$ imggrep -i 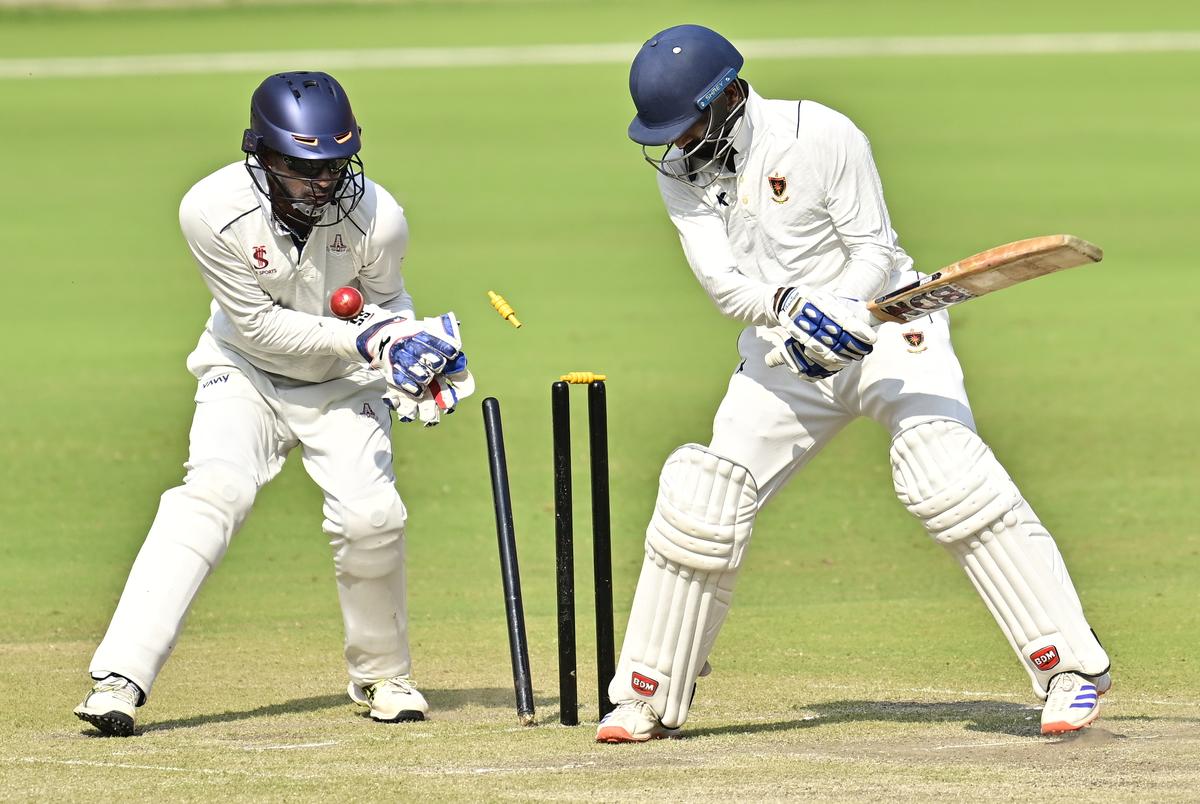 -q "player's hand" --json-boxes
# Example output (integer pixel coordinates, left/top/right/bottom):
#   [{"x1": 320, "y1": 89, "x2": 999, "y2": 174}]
[
  {"x1": 757, "y1": 326, "x2": 835, "y2": 380},
  {"x1": 356, "y1": 312, "x2": 466, "y2": 397},
  {"x1": 770, "y1": 286, "x2": 875, "y2": 378},
  {"x1": 381, "y1": 355, "x2": 475, "y2": 427}
]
